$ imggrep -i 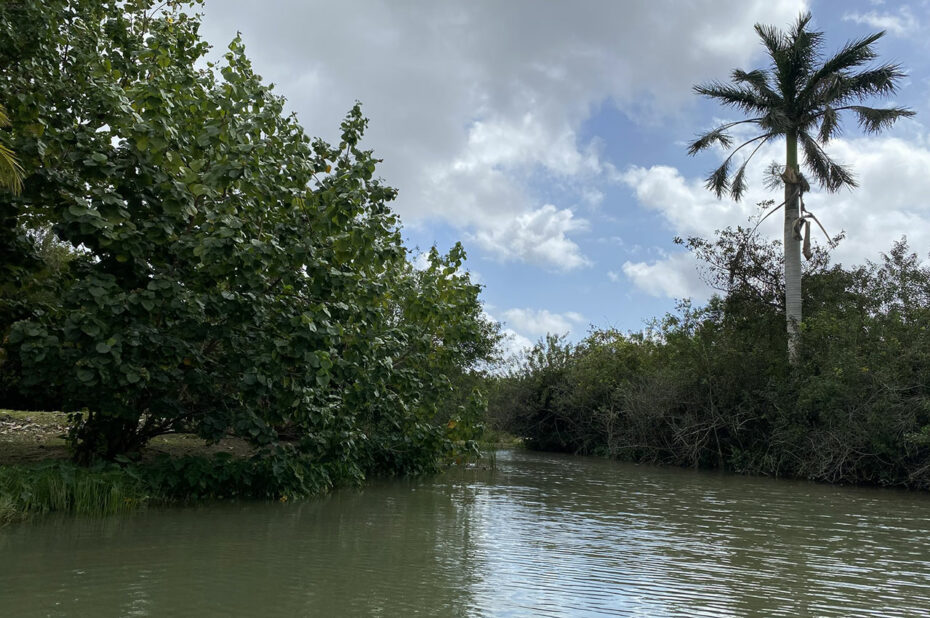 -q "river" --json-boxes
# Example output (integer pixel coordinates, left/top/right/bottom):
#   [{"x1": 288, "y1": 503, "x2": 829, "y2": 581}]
[{"x1": 2, "y1": 449, "x2": 929, "y2": 616}]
